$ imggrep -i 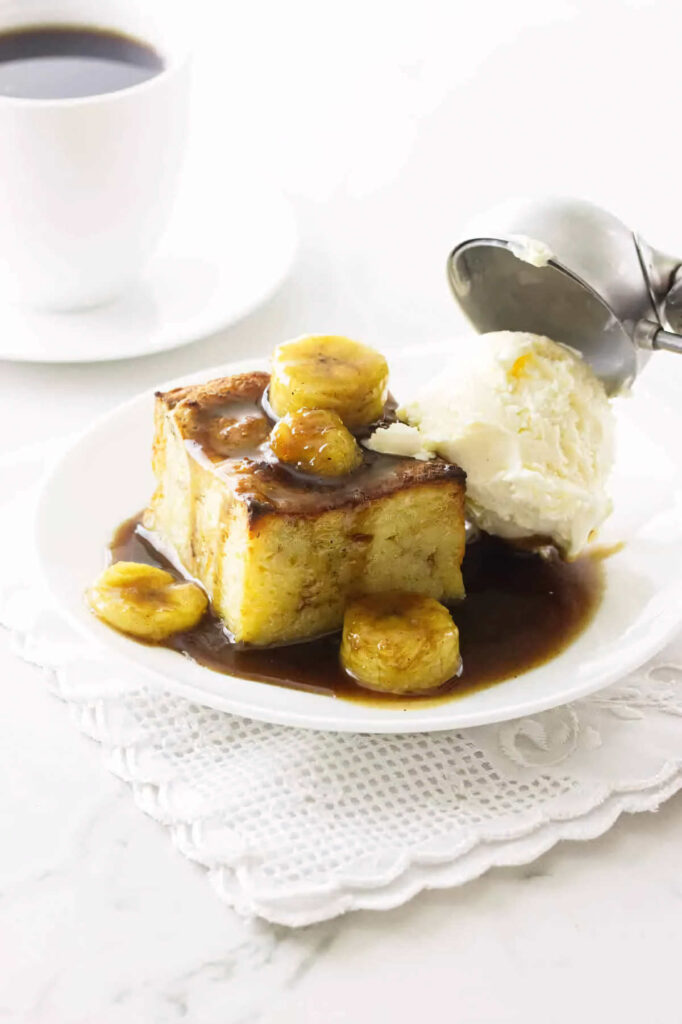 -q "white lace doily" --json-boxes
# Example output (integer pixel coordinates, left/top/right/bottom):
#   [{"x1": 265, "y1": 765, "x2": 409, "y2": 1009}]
[{"x1": 3, "y1": 441, "x2": 682, "y2": 926}]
